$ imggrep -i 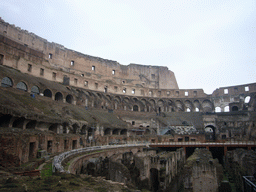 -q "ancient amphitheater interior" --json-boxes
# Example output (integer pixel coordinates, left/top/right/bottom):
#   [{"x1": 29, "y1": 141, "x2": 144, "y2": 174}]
[{"x1": 0, "y1": 18, "x2": 256, "y2": 192}]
